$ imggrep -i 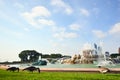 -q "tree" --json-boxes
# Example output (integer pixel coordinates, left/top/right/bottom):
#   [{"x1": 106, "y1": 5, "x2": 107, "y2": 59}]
[
  {"x1": 110, "y1": 53, "x2": 120, "y2": 58},
  {"x1": 19, "y1": 50, "x2": 42, "y2": 62},
  {"x1": 50, "y1": 53, "x2": 62, "y2": 58},
  {"x1": 42, "y1": 54, "x2": 50, "y2": 58},
  {"x1": 42, "y1": 53, "x2": 71, "y2": 58}
]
